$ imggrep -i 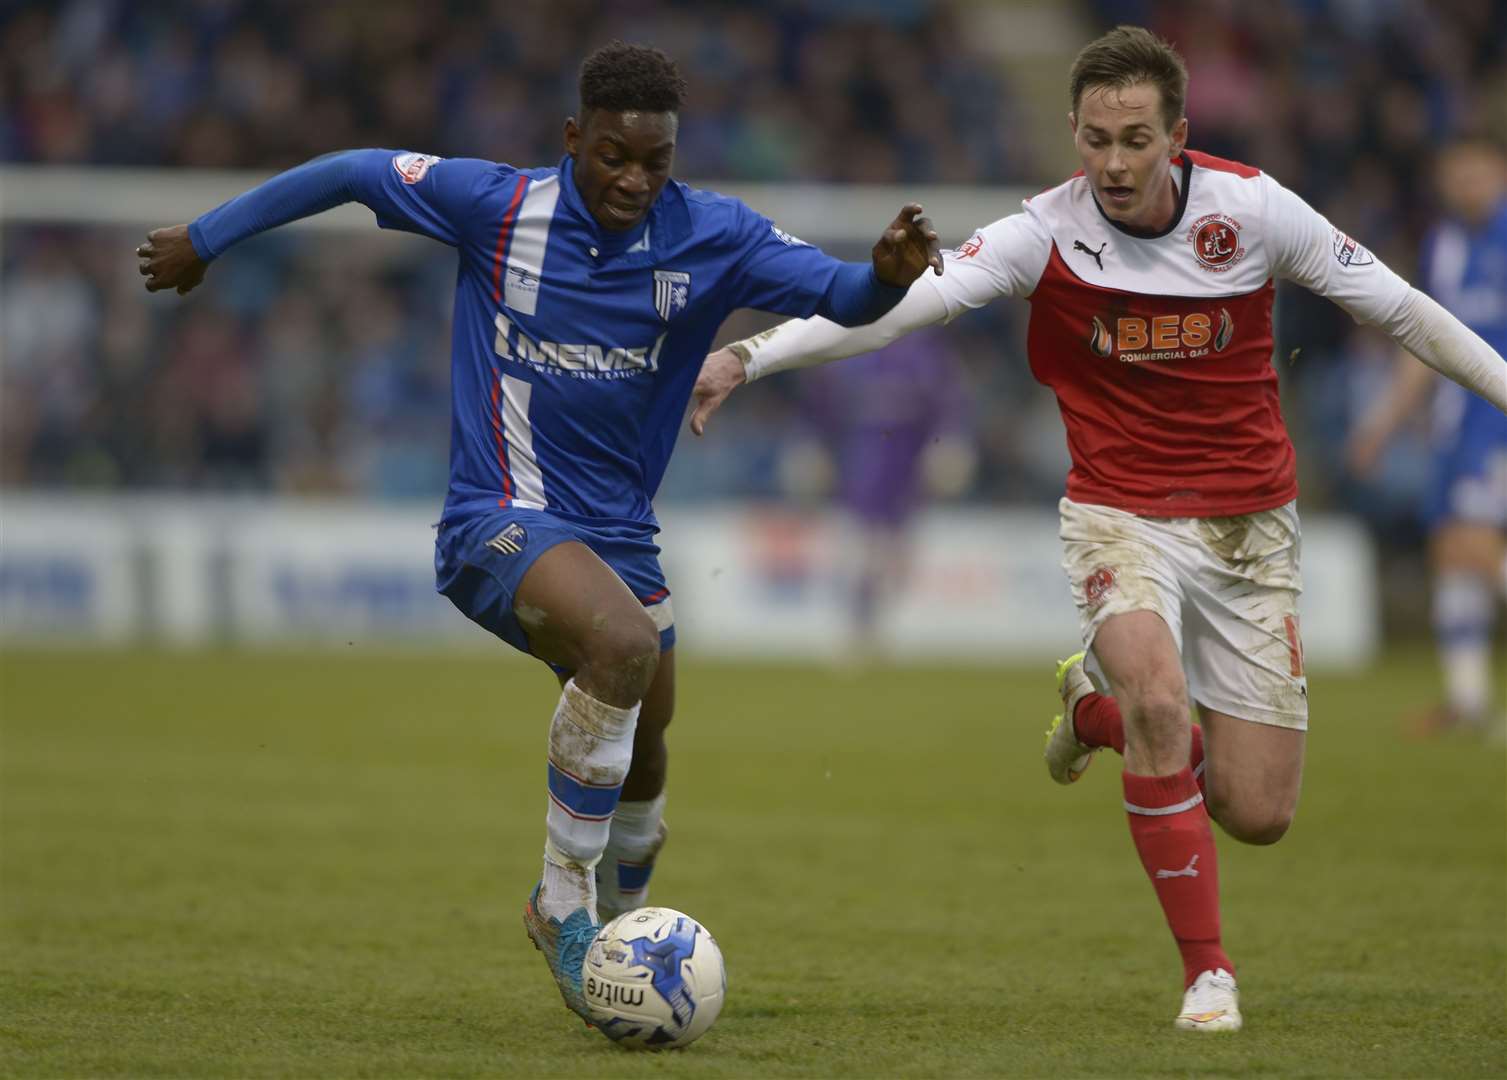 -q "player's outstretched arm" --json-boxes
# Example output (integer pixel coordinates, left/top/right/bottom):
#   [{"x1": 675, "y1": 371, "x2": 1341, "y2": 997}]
[
  {"x1": 1266, "y1": 178, "x2": 1506, "y2": 414},
  {"x1": 691, "y1": 208, "x2": 1046, "y2": 435},
  {"x1": 1388, "y1": 290, "x2": 1507, "y2": 413},
  {"x1": 136, "y1": 150, "x2": 477, "y2": 296},
  {"x1": 690, "y1": 279, "x2": 951, "y2": 436}
]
